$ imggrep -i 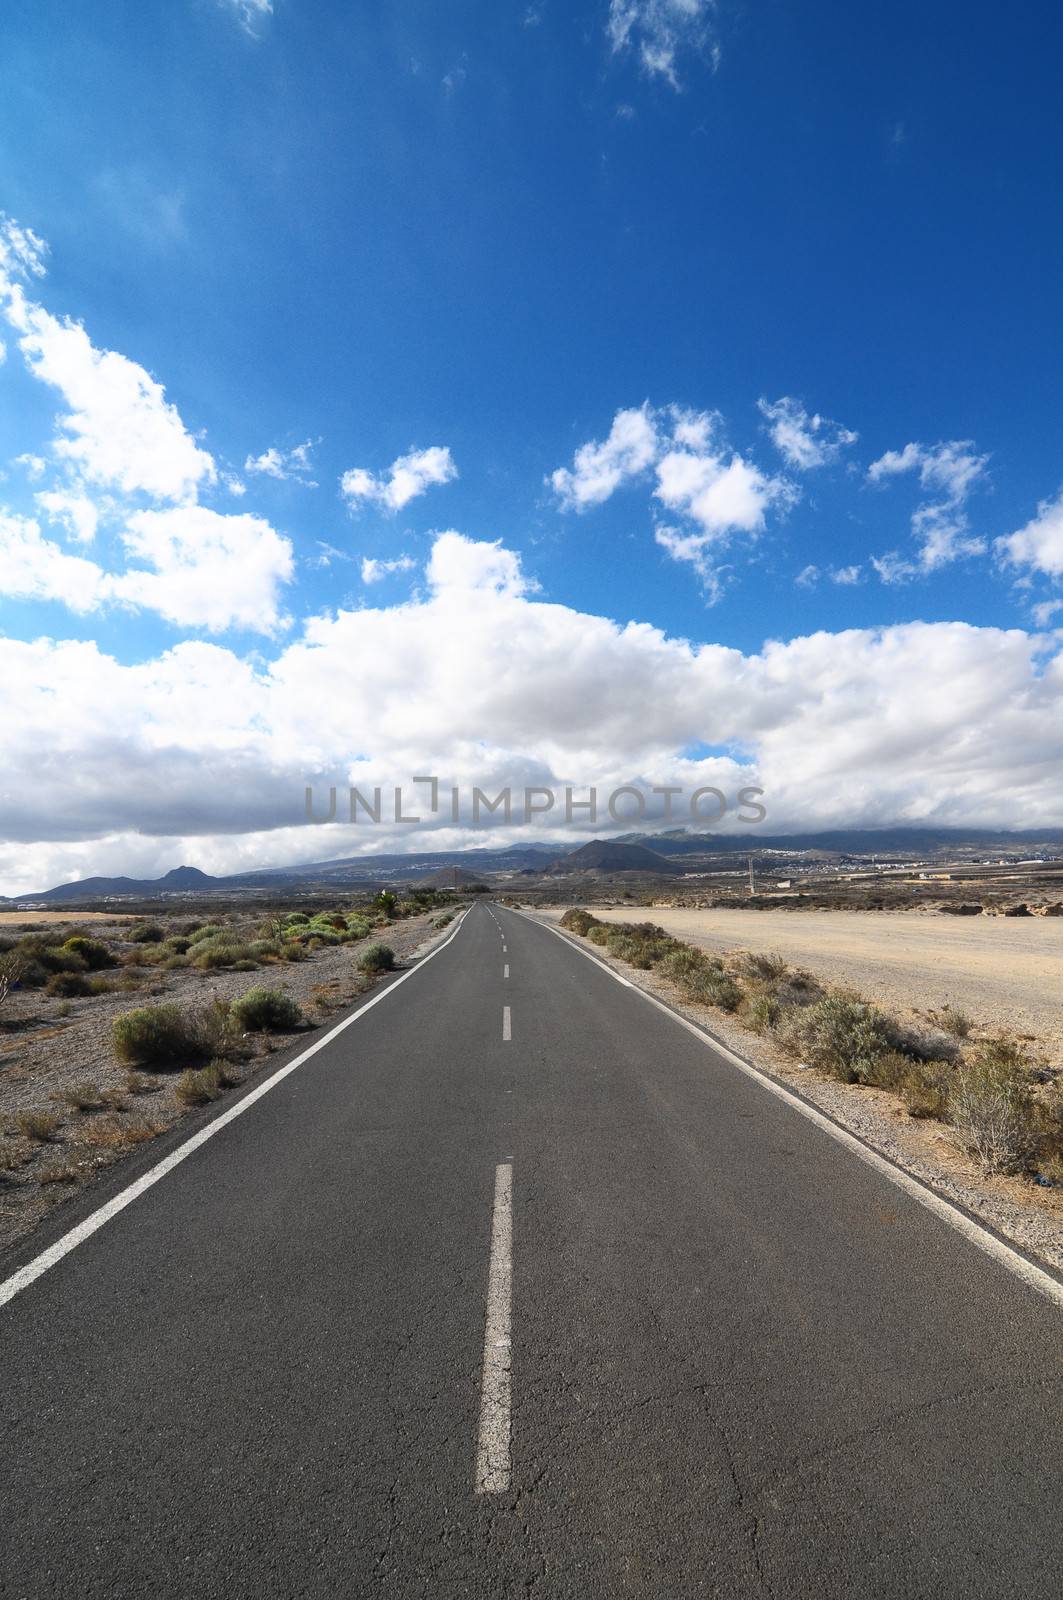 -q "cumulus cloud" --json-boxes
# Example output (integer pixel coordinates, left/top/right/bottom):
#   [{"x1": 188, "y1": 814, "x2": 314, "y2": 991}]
[
  {"x1": 245, "y1": 440, "x2": 317, "y2": 484},
  {"x1": 0, "y1": 214, "x2": 294, "y2": 635},
  {"x1": 758, "y1": 396, "x2": 858, "y2": 470},
  {"x1": 996, "y1": 491, "x2": 1063, "y2": 580},
  {"x1": 361, "y1": 554, "x2": 416, "y2": 584},
  {"x1": 0, "y1": 511, "x2": 108, "y2": 613},
  {"x1": 550, "y1": 404, "x2": 659, "y2": 509},
  {"x1": 868, "y1": 439, "x2": 989, "y2": 572},
  {"x1": 340, "y1": 446, "x2": 457, "y2": 513},
  {"x1": 0, "y1": 216, "x2": 215, "y2": 504},
  {"x1": 3, "y1": 530, "x2": 1062, "y2": 895},
  {"x1": 35, "y1": 488, "x2": 99, "y2": 543},
  {"x1": 113, "y1": 507, "x2": 294, "y2": 634},
  {"x1": 607, "y1": 0, "x2": 719, "y2": 89},
  {"x1": 552, "y1": 402, "x2": 796, "y2": 599}
]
